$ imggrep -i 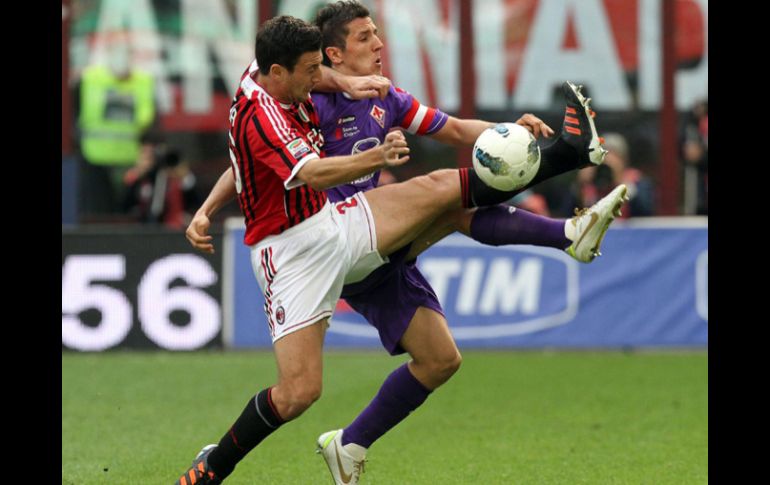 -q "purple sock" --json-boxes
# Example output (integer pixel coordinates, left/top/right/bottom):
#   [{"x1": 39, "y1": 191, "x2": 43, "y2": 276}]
[
  {"x1": 342, "y1": 364, "x2": 431, "y2": 449},
  {"x1": 470, "y1": 204, "x2": 570, "y2": 249}
]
